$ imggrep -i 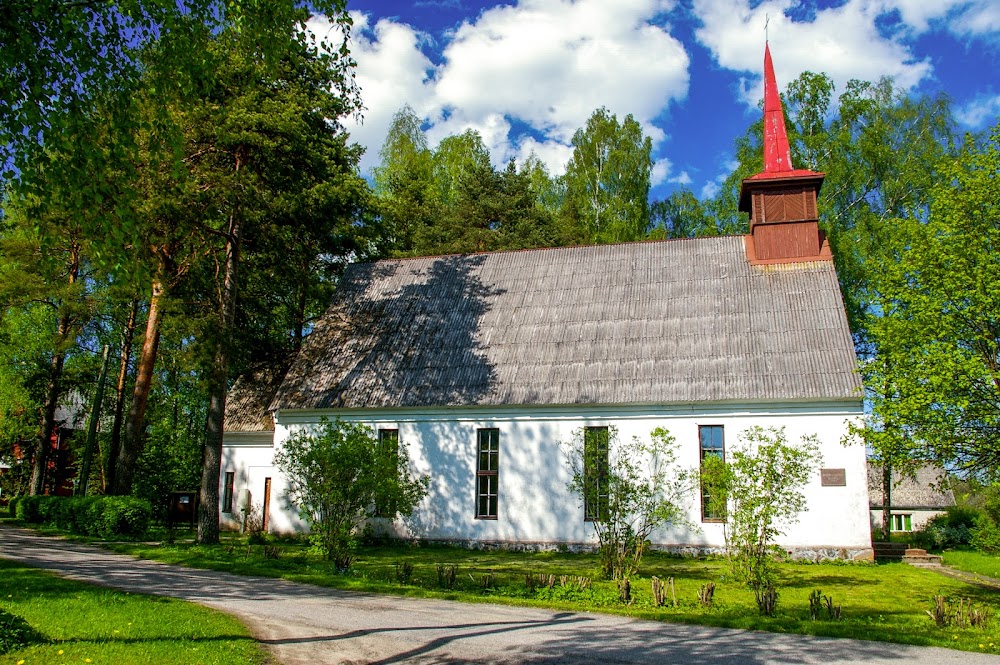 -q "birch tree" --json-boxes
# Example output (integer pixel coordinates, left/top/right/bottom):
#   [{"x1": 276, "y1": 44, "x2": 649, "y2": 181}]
[{"x1": 561, "y1": 108, "x2": 652, "y2": 244}]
